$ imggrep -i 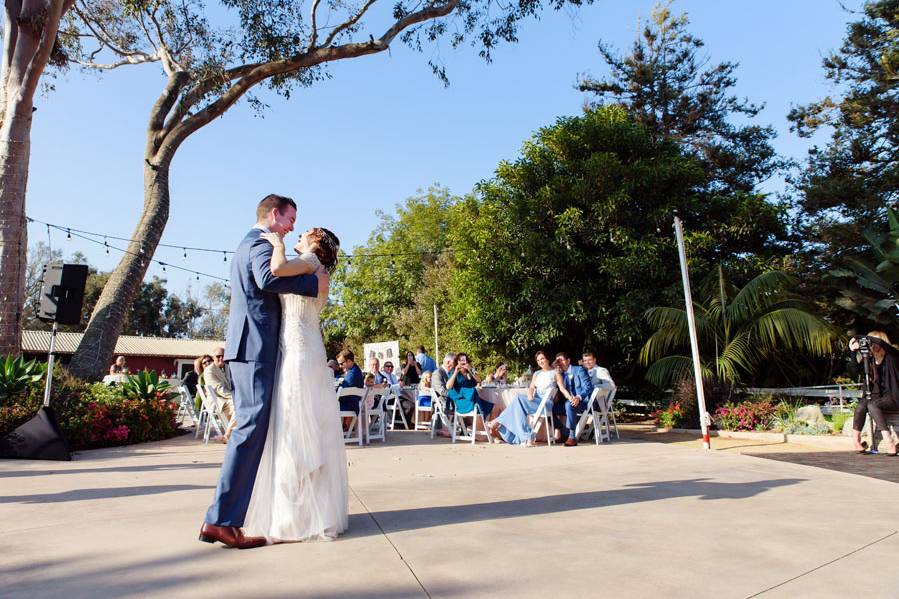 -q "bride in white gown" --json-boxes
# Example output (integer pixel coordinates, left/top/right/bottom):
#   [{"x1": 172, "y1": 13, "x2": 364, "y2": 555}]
[{"x1": 243, "y1": 227, "x2": 348, "y2": 542}]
